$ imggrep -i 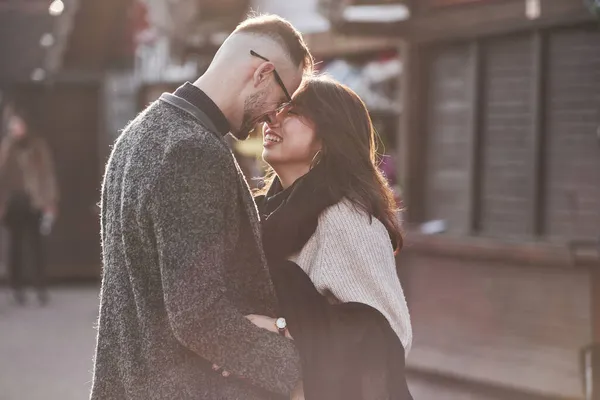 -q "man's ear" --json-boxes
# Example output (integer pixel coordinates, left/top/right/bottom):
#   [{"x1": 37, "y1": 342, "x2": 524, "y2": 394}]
[{"x1": 253, "y1": 63, "x2": 275, "y2": 88}]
